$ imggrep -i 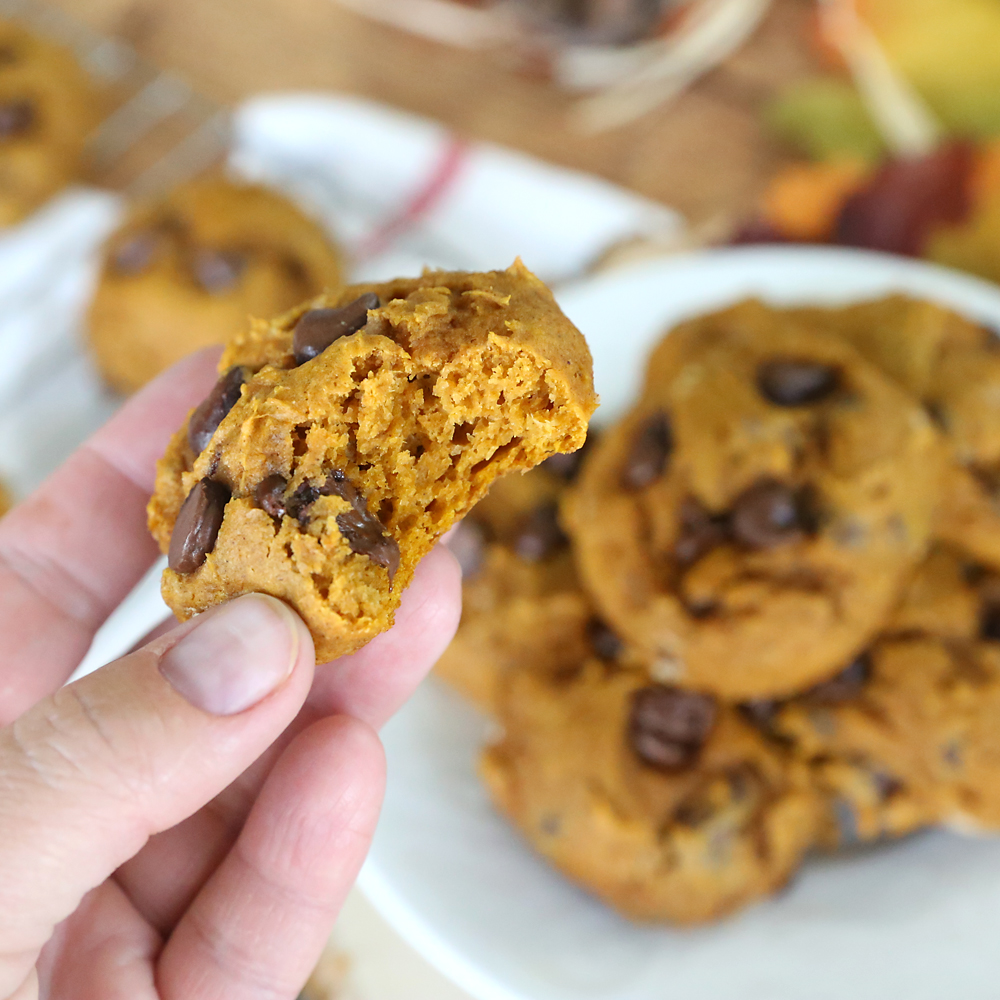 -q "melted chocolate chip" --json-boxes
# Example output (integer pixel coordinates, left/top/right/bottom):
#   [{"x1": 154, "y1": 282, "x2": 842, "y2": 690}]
[
  {"x1": 254, "y1": 474, "x2": 288, "y2": 519},
  {"x1": 292, "y1": 293, "x2": 381, "y2": 365},
  {"x1": 675, "y1": 496, "x2": 729, "y2": 566},
  {"x1": 336, "y1": 508, "x2": 401, "y2": 582},
  {"x1": 622, "y1": 411, "x2": 672, "y2": 491},
  {"x1": 168, "y1": 478, "x2": 230, "y2": 573},
  {"x1": 187, "y1": 366, "x2": 248, "y2": 456},
  {"x1": 323, "y1": 469, "x2": 360, "y2": 506},
  {"x1": 447, "y1": 519, "x2": 486, "y2": 578},
  {"x1": 730, "y1": 479, "x2": 808, "y2": 549},
  {"x1": 293, "y1": 469, "x2": 401, "y2": 582},
  {"x1": 980, "y1": 603, "x2": 1000, "y2": 642},
  {"x1": 111, "y1": 230, "x2": 161, "y2": 276},
  {"x1": 192, "y1": 248, "x2": 246, "y2": 293},
  {"x1": 628, "y1": 685, "x2": 717, "y2": 771},
  {"x1": 587, "y1": 618, "x2": 623, "y2": 661},
  {"x1": 514, "y1": 501, "x2": 567, "y2": 561},
  {"x1": 0, "y1": 100, "x2": 32, "y2": 138},
  {"x1": 806, "y1": 654, "x2": 871, "y2": 703},
  {"x1": 287, "y1": 482, "x2": 322, "y2": 524},
  {"x1": 757, "y1": 359, "x2": 840, "y2": 406}
]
